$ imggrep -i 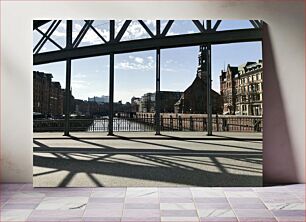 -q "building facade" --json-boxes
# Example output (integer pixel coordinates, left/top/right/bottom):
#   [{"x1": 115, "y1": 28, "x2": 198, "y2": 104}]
[
  {"x1": 220, "y1": 60, "x2": 263, "y2": 116},
  {"x1": 138, "y1": 91, "x2": 183, "y2": 113},
  {"x1": 33, "y1": 71, "x2": 64, "y2": 117}
]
